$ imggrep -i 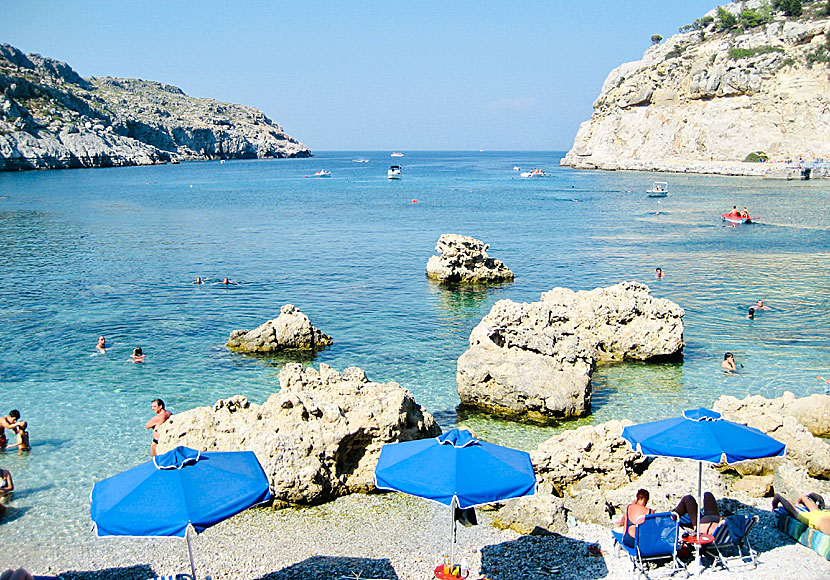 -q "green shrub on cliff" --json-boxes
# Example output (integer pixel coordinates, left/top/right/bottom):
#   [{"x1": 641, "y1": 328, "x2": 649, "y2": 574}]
[
  {"x1": 717, "y1": 6, "x2": 739, "y2": 30},
  {"x1": 728, "y1": 45, "x2": 785, "y2": 59},
  {"x1": 744, "y1": 151, "x2": 769, "y2": 162},
  {"x1": 692, "y1": 15, "x2": 715, "y2": 30},
  {"x1": 773, "y1": 0, "x2": 802, "y2": 16},
  {"x1": 739, "y1": 3, "x2": 774, "y2": 28}
]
